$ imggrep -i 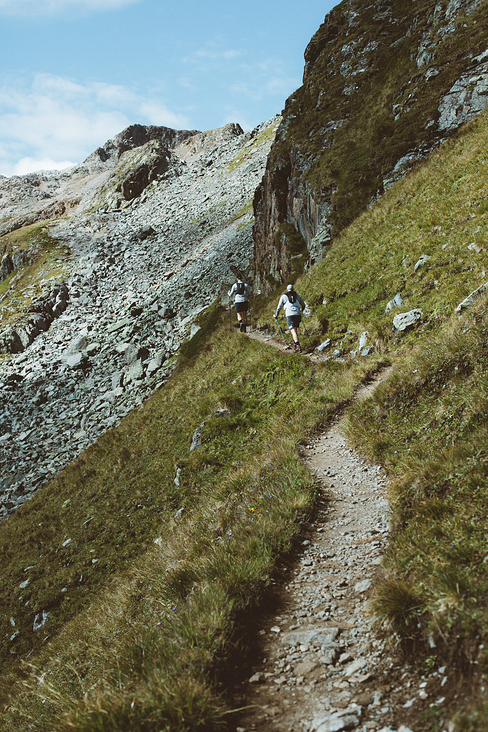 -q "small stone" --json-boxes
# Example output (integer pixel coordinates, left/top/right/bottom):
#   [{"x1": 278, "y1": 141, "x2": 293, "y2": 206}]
[
  {"x1": 295, "y1": 661, "x2": 319, "y2": 676},
  {"x1": 249, "y1": 672, "x2": 264, "y2": 683},
  {"x1": 315, "y1": 713, "x2": 360, "y2": 731},
  {"x1": 317, "y1": 338, "x2": 332, "y2": 352},
  {"x1": 344, "y1": 658, "x2": 368, "y2": 677},
  {"x1": 64, "y1": 353, "x2": 83, "y2": 369},
  {"x1": 354, "y1": 579, "x2": 371, "y2": 593},
  {"x1": 320, "y1": 647, "x2": 339, "y2": 664},
  {"x1": 414, "y1": 254, "x2": 430, "y2": 272}
]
